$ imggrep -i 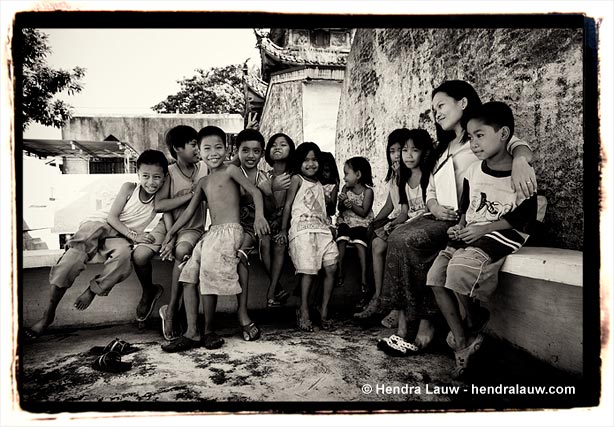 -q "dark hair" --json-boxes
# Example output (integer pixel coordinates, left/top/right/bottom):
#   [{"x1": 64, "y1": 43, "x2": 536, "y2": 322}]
[
  {"x1": 236, "y1": 128, "x2": 265, "y2": 150},
  {"x1": 385, "y1": 128, "x2": 410, "y2": 182},
  {"x1": 397, "y1": 128, "x2": 434, "y2": 202},
  {"x1": 197, "y1": 126, "x2": 227, "y2": 146},
  {"x1": 264, "y1": 133, "x2": 295, "y2": 167},
  {"x1": 164, "y1": 125, "x2": 198, "y2": 160},
  {"x1": 319, "y1": 151, "x2": 340, "y2": 185},
  {"x1": 431, "y1": 80, "x2": 482, "y2": 161},
  {"x1": 465, "y1": 101, "x2": 515, "y2": 144},
  {"x1": 290, "y1": 142, "x2": 321, "y2": 176},
  {"x1": 345, "y1": 156, "x2": 374, "y2": 187},
  {"x1": 137, "y1": 149, "x2": 169, "y2": 174}
]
